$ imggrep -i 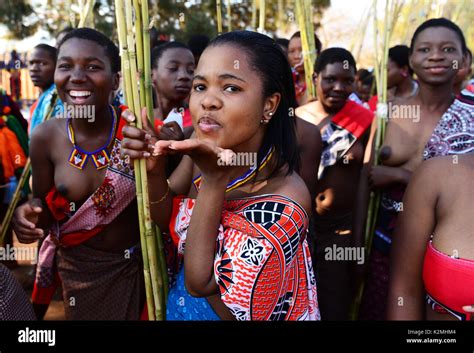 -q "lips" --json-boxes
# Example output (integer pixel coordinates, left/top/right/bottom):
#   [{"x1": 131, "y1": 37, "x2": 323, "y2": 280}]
[
  {"x1": 327, "y1": 95, "x2": 345, "y2": 103},
  {"x1": 67, "y1": 89, "x2": 93, "y2": 104},
  {"x1": 424, "y1": 66, "x2": 450, "y2": 74},
  {"x1": 175, "y1": 85, "x2": 191, "y2": 94},
  {"x1": 197, "y1": 116, "x2": 221, "y2": 133}
]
